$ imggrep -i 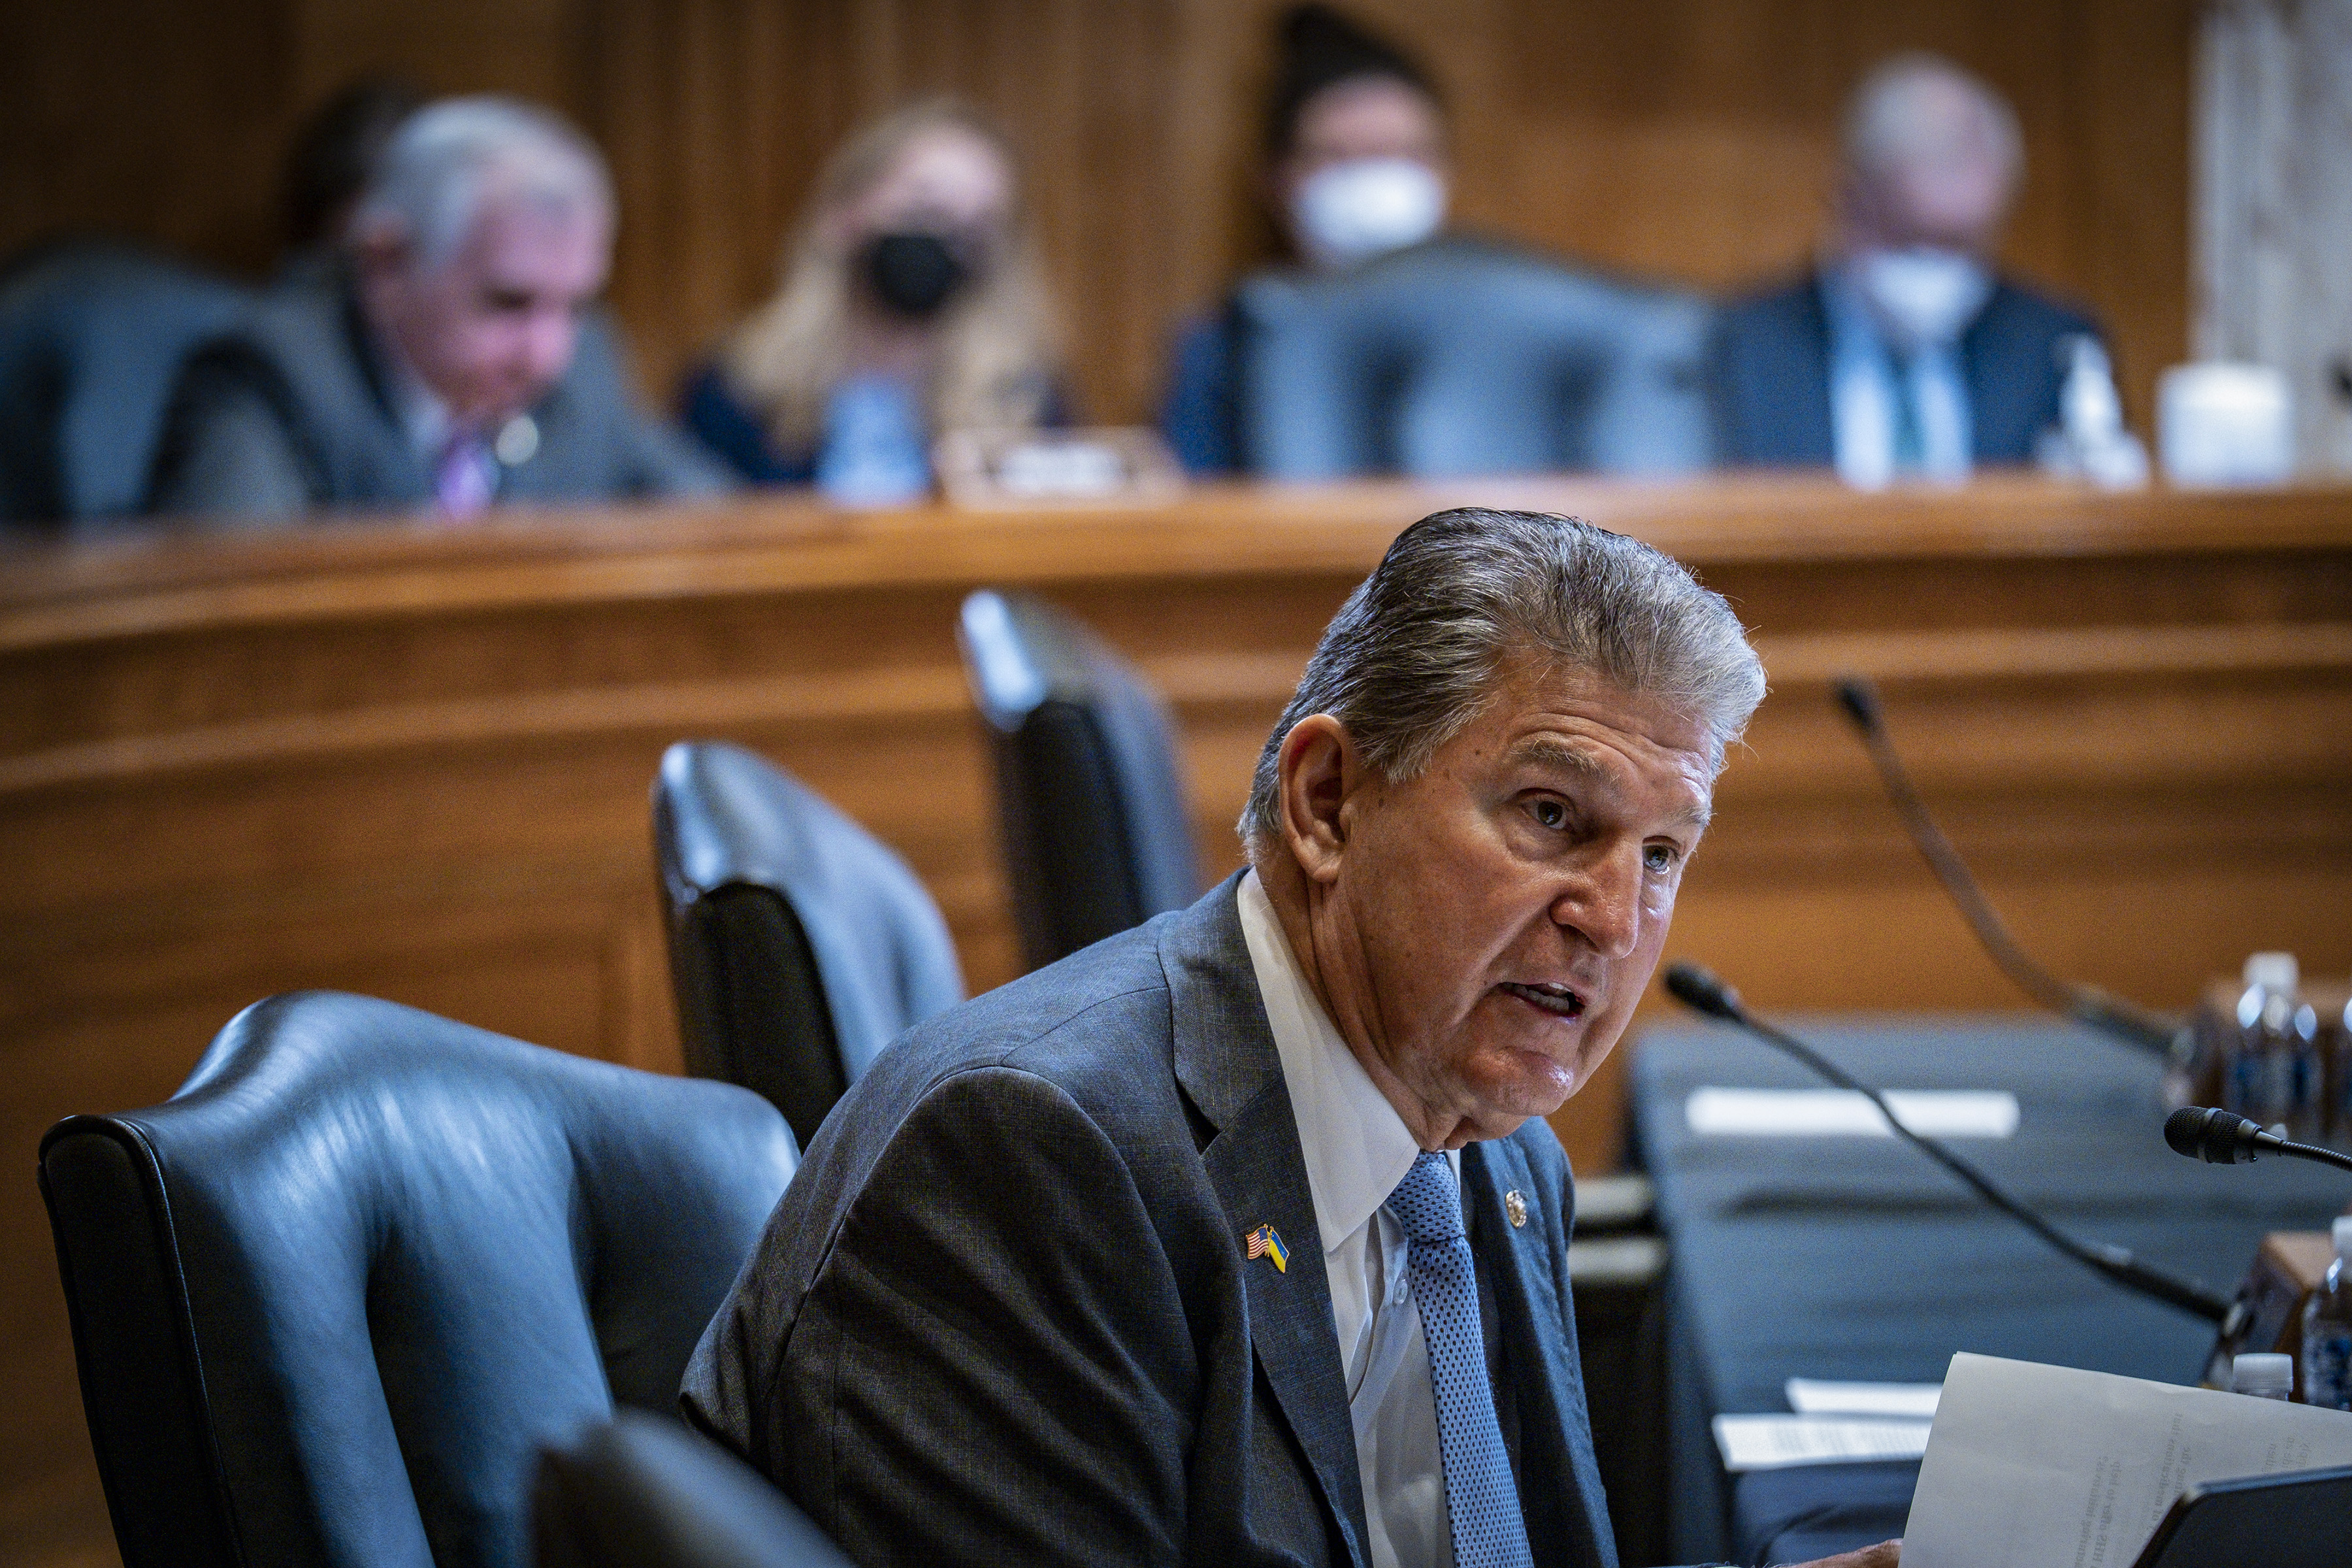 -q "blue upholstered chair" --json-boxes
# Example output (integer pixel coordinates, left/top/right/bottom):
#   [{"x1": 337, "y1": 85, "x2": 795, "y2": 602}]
[
  {"x1": 38, "y1": 992, "x2": 797, "y2": 1568},
  {"x1": 535, "y1": 1411, "x2": 854, "y2": 1568},
  {"x1": 0, "y1": 239, "x2": 250, "y2": 527},
  {"x1": 1233, "y1": 235, "x2": 1716, "y2": 480}
]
